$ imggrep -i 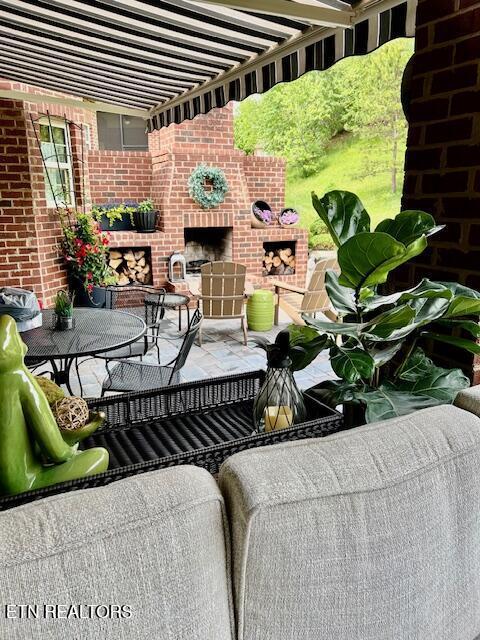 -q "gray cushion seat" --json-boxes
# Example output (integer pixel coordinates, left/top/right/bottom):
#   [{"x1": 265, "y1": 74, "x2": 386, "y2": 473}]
[
  {"x1": 219, "y1": 404, "x2": 480, "y2": 640},
  {"x1": 0, "y1": 467, "x2": 234, "y2": 640}
]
